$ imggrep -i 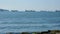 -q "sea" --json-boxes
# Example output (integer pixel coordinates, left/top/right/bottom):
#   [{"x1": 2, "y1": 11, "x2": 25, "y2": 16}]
[{"x1": 0, "y1": 11, "x2": 60, "y2": 34}]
